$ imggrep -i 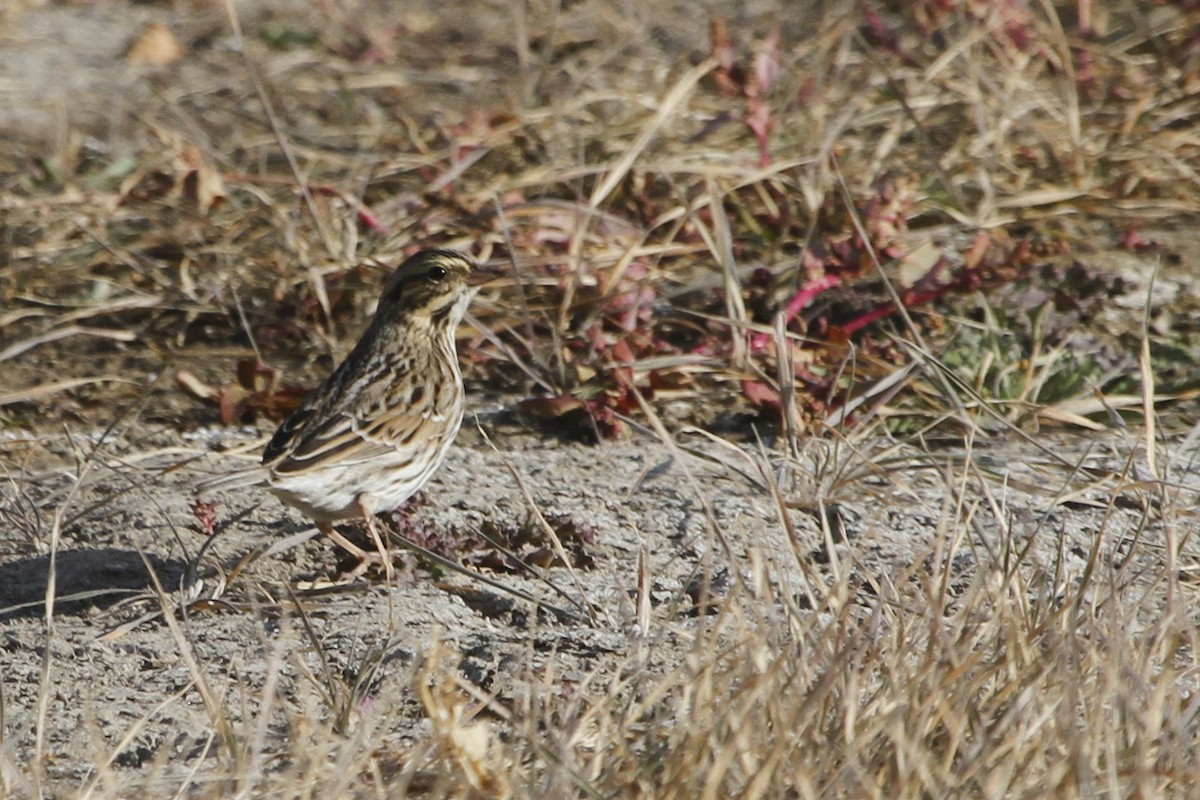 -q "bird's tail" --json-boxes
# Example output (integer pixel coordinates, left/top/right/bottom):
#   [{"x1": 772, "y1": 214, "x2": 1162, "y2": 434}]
[{"x1": 195, "y1": 464, "x2": 268, "y2": 495}]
